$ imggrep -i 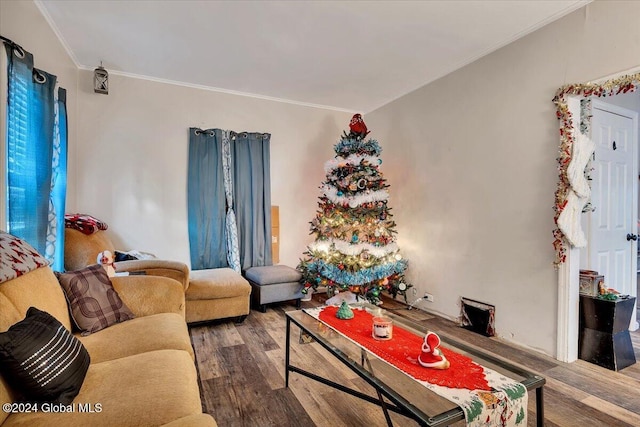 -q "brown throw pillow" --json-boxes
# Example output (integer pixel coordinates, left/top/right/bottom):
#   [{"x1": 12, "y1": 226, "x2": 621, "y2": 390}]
[{"x1": 57, "y1": 264, "x2": 135, "y2": 335}]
